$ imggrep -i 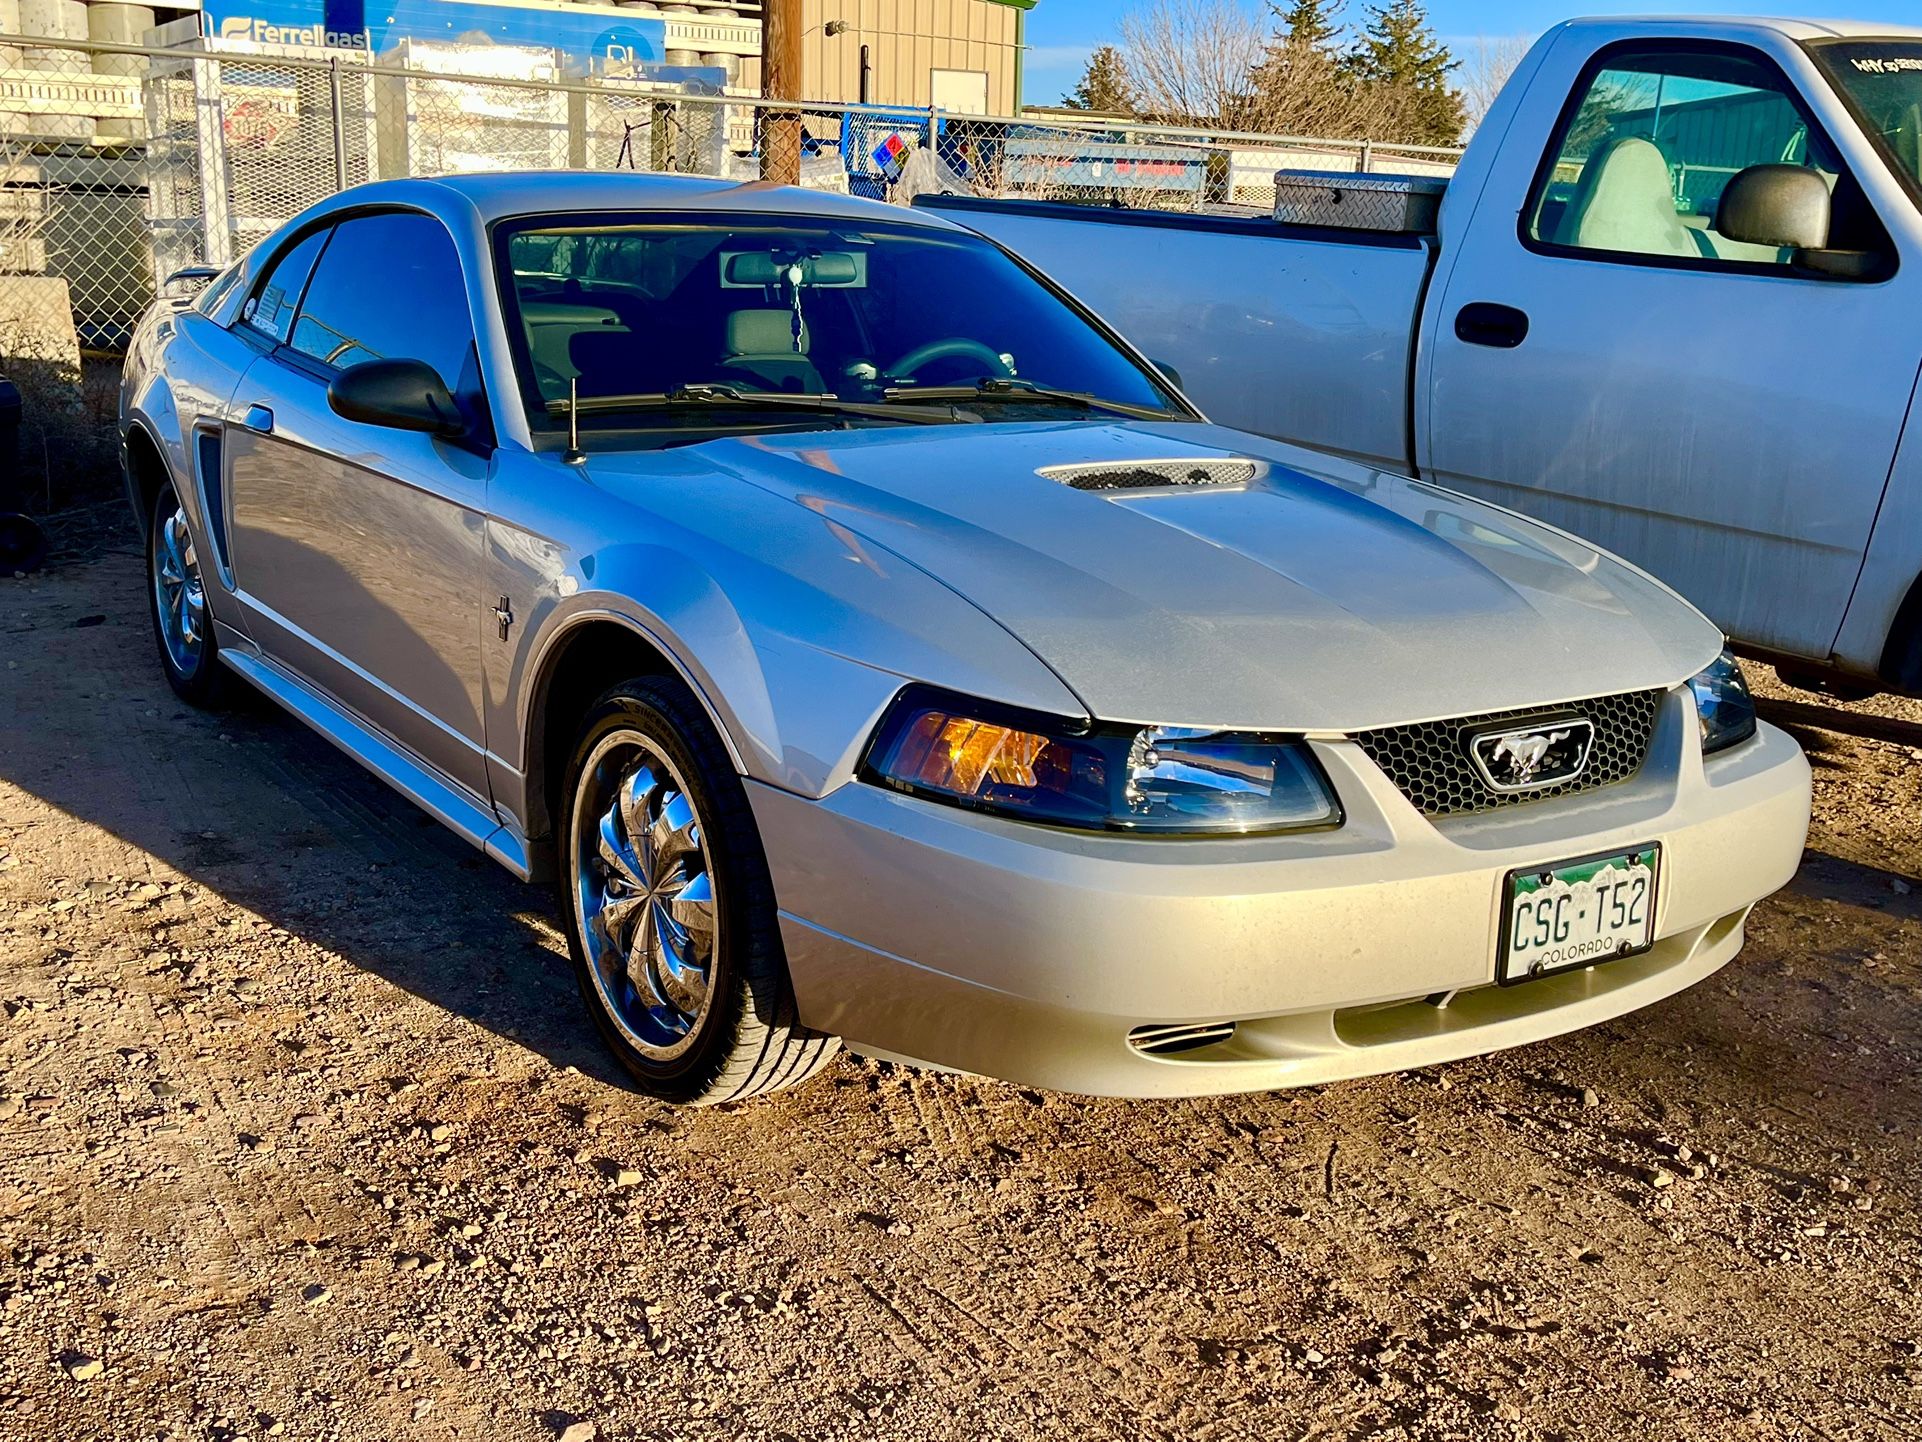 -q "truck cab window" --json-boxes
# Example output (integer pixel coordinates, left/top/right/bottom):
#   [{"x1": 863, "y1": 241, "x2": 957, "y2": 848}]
[{"x1": 1527, "y1": 46, "x2": 1888, "y2": 272}]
